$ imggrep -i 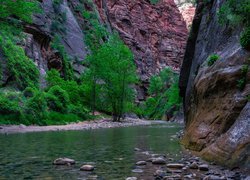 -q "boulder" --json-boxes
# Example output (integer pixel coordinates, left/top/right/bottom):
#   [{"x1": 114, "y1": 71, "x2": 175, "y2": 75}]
[
  {"x1": 136, "y1": 161, "x2": 147, "y2": 166},
  {"x1": 152, "y1": 158, "x2": 166, "y2": 165},
  {"x1": 189, "y1": 162, "x2": 199, "y2": 169},
  {"x1": 199, "y1": 164, "x2": 209, "y2": 171},
  {"x1": 80, "y1": 165, "x2": 94, "y2": 171},
  {"x1": 53, "y1": 158, "x2": 75, "y2": 165},
  {"x1": 166, "y1": 163, "x2": 185, "y2": 169}
]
